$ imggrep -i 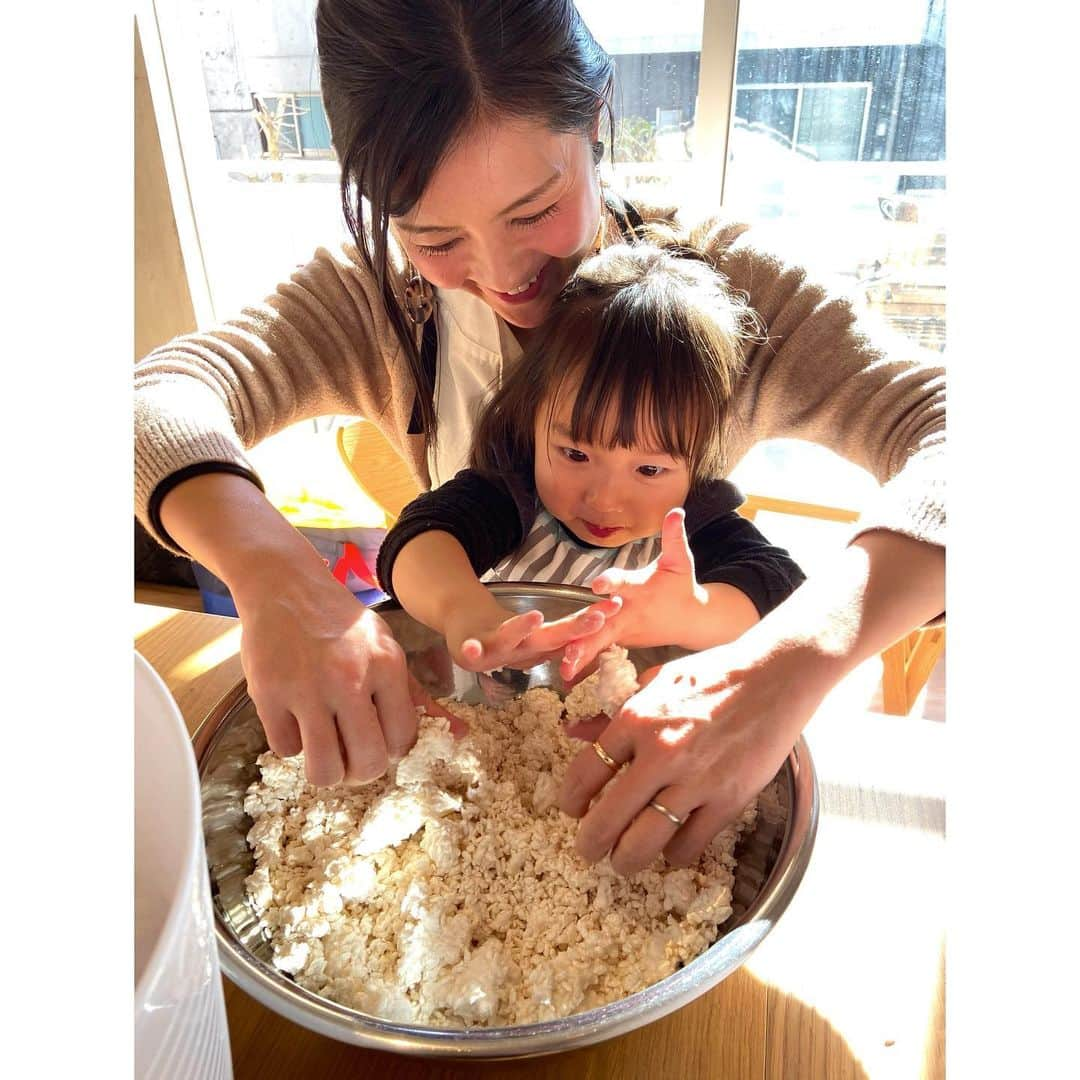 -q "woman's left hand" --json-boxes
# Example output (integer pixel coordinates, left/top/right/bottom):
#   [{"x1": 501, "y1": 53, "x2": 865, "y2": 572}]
[
  {"x1": 558, "y1": 630, "x2": 835, "y2": 876},
  {"x1": 559, "y1": 529, "x2": 946, "y2": 875}
]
